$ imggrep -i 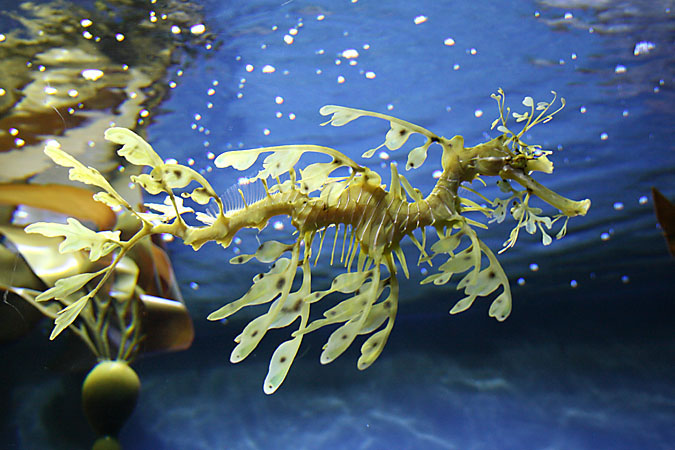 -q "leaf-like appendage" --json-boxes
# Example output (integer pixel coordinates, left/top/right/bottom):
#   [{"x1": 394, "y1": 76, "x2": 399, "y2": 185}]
[
  {"x1": 264, "y1": 337, "x2": 303, "y2": 394},
  {"x1": 44, "y1": 141, "x2": 119, "y2": 197},
  {"x1": 25, "y1": 218, "x2": 121, "y2": 261},
  {"x1": 383, "y1": 122, "x2": 413, "y2": 151},
  {"x1": 105, "y1": 127, "x2": 163, "y2": 168},
  {"x1": 488, "y1": 291, "x2": 511, "y2": 321},
  {"x1": 130, "y1": 174, "x2": 164, "y2": 195},
  {"x1": 258, "y1": 149, "x2": 303, "y2": 180},
  {"x1": 49, "y1": 293, "x2": 93, "y2": 340},
  {"x1": 36, "y1": 272, "x2": 100, "y2": 302},
  {"x1": 92, "y1": 192, "x2": 125, "y2": 209},
  {"x1": 406, "y1": 142, "x2": 431, "y2": 170},
  {"x1": 214, "y1": 149, "x2": 262, "y2": 171},
  {"x1": 319, "y1": 105, "x2": 363, "y2": 126},
  {"x1": 253, "y1": 240, "x2": 293, "y2": 263}
]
